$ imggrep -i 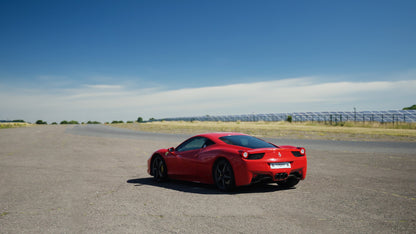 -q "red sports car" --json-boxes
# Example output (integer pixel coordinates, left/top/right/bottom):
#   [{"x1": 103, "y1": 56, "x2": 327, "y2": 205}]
[{"x1": 147, "y1": 132, "x2": 307, "y2": 191}]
